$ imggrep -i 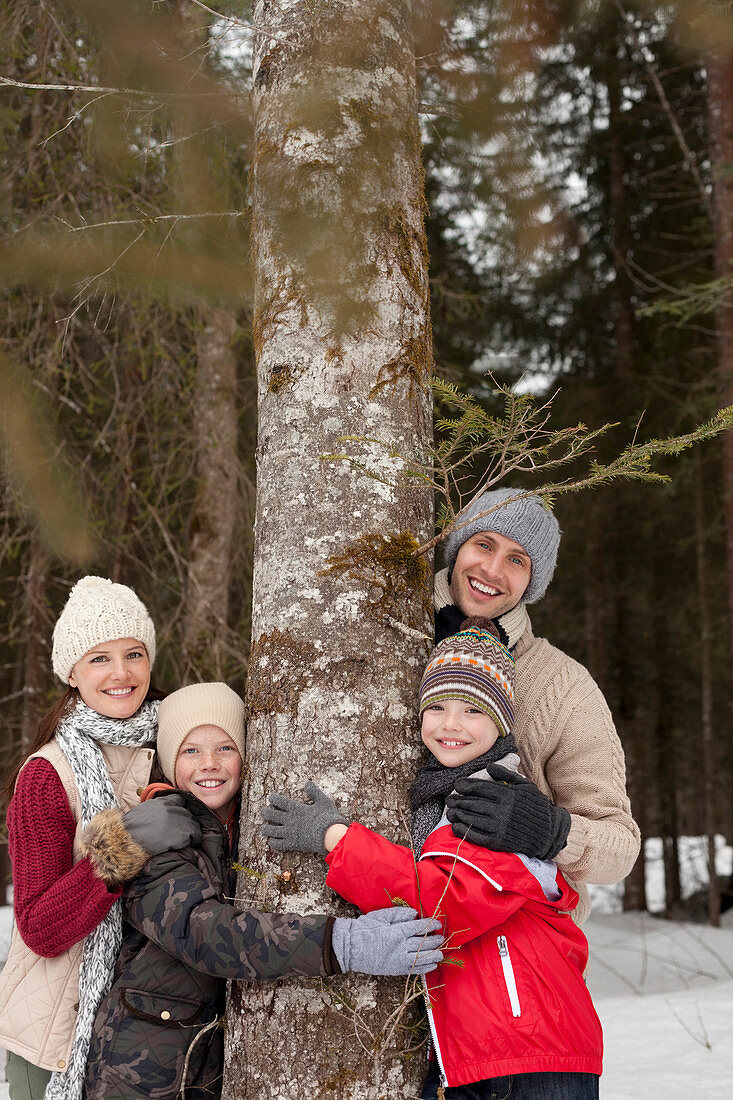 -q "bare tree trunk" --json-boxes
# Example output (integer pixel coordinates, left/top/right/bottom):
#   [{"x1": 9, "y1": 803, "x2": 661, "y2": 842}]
[
  {"x1": 609, "y1": 24, "x2": 644, "y2": 908},
  {"x1": 608, "y1": 49, "x2": 634, "y2": 383},
  {"x1": 171, "y1": 1, "x2": 246, "y2": 681},
  {"x1": 182, "y1": 304, "x2": 241, "y2": 680},
  {"x1": 707, "y1": 51, "x2": 733, "y2": 710},
  {"x1": 20, "y1": 530, "x2": 51, "y2": 748},
  {"x1": 694, "y1": 451, "x2": 720, "y2": 926},
  {"x1": 661, "y1": 803, "x2": 682, "y2": 916},
  {"x1": 223, "y1": 3, "x2": 433, "y2": 1097},
  {"x1": 649, "y1": 544, "x2": 681, "y2": 915},
  {"x1": 583, "y1": 495, "x2": 608, "y2": 695}
]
